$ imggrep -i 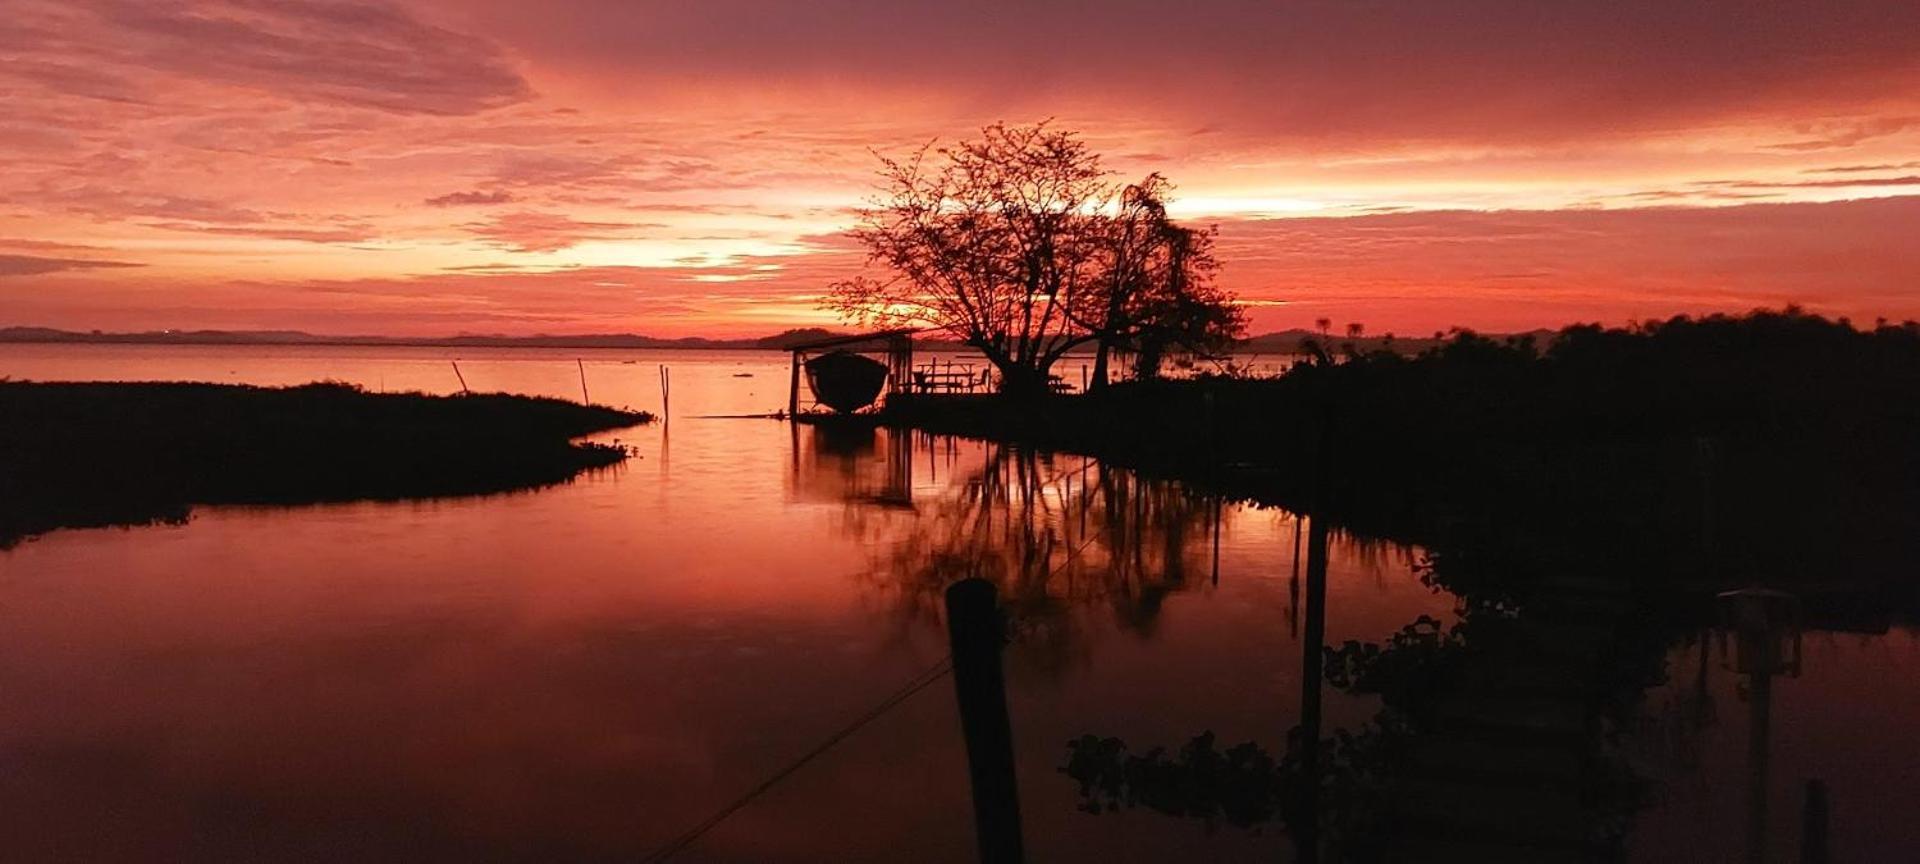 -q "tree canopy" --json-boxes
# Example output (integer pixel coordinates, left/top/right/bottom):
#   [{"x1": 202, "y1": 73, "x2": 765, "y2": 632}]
[{"x1": 827, "y1": 123, "x2": 1243, "y2": 395}]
